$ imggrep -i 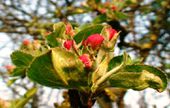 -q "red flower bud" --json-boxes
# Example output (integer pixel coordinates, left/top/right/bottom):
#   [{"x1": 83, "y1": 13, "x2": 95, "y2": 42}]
[
  {"x1": 111, "y1": 5, "x2": 117, "y2": 11},
  {"x1": 107, "y1": 28, "x2": 117, "y2": 40},
  {"x1": 63, "y1": 40, "x2": 73, "y2": 50},
  {"x1": 79, "y1": 54, "x2": 92, "y2": 68},
  {"x1": 84, "y1": 34, "x2": 104, "y2": 50},
  {"x1": 23, "y1": 39, "x2": 30, "y2": 46}
]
